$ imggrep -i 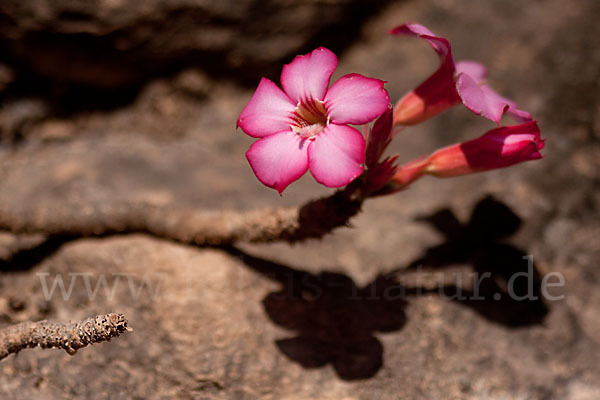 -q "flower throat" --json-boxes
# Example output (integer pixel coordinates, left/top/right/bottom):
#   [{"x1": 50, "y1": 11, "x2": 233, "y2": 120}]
[{"x1": 292, "y1": 99, "x2": 328, "y2": 139}]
